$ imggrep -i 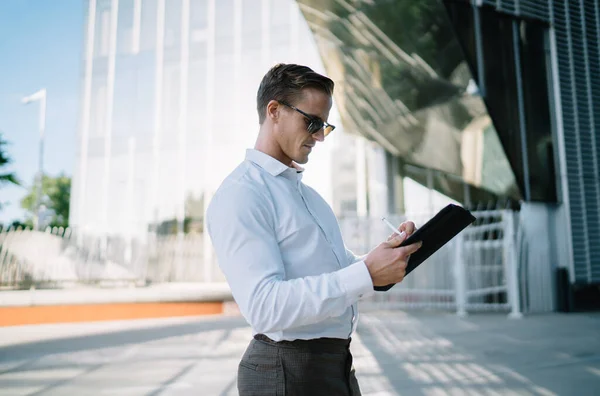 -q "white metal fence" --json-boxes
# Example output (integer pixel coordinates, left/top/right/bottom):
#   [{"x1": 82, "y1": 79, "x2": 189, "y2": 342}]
[
  {"x1": 0, "y1": 226, "x2": 223, "y2": 288},
  {"x1": 341, "y1": 210, "x2": 522, "y2": 318},
  {"x1": 1, "y1": 209, "x2": 523, "y2": 317}
]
